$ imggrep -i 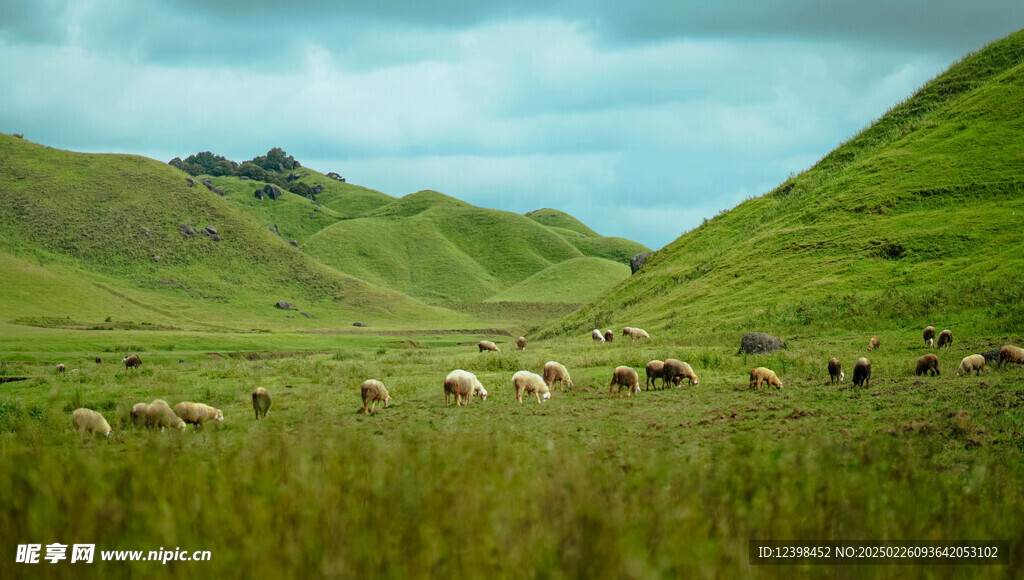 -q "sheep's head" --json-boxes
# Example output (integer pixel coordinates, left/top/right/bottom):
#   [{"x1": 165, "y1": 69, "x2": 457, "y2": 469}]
[
  {"x1": 691, "y1": 376, "x2": 700, "y2": 386},
  {"x1": 839, "y1": 371, "x2": 845, "y2": 382},
  {"x1": 175, "y1": 421, "x2": 187, "y2": 431},
  {"x1": 104, "y1": 429, "x2": 112, "y2": 437},
  {"x1": 928, "y1": 338, "x2": 934, "y2": 347},
  {"x1": 214, "y1": 410, "x2": 224, "y2": 422},
  {"x1": 385, "y1": 395, "x2": 393, "y2": 407},
  {"x1": 541, "y1": 391, "x2": 551, "y2": 402},
  {"x1": 473, "y1": 382, "x2": 488, "y2": 400}
]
